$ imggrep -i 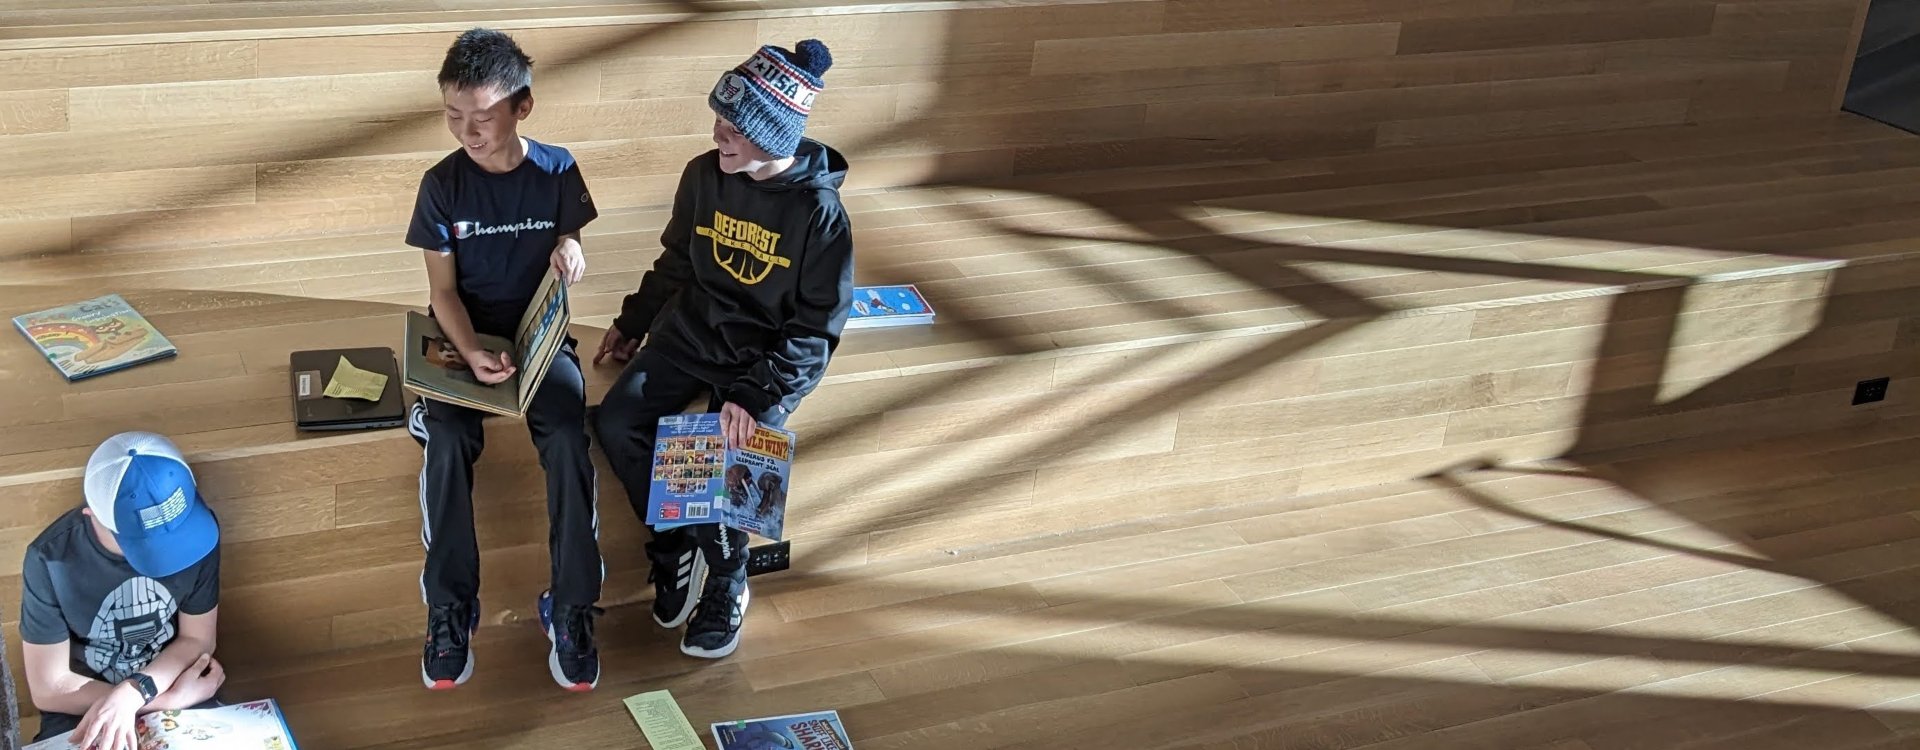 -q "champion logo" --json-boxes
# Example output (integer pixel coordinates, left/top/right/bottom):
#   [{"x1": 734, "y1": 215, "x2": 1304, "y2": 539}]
[{"x1": 451, "y1": 218, "x2": 556, "y2": 240}]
